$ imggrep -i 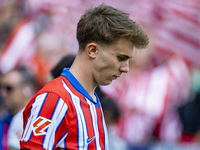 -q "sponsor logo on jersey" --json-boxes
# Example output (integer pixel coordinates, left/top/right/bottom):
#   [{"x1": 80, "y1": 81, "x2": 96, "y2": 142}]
[{"x1": 33, "y1": 116, "x2": 52, "y2": 136}]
